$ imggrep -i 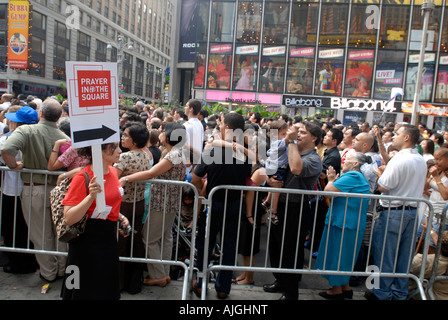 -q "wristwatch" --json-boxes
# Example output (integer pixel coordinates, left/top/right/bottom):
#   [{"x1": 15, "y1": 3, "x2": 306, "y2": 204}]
[{"x1": 287, "y1": 140, "x2": 298, "y2": 145}]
